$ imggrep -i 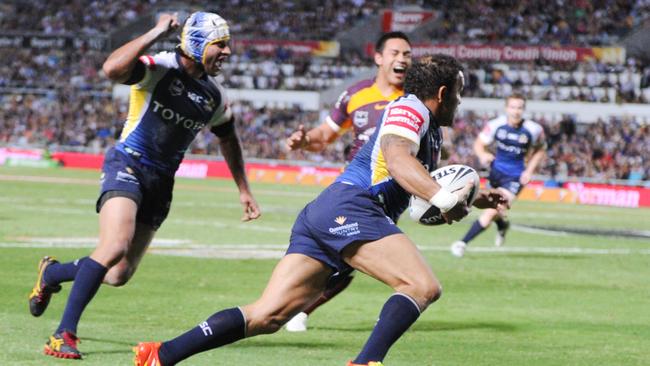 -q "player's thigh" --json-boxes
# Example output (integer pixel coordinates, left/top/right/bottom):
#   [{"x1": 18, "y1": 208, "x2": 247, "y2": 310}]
[
  {"x1": 93, "y1": 196, "x2": 139, "y2": 266},
  {"x1": 342, "y1": 233, "x2": 439, "y2": 308},
  {"x1": 242, "y1": 253, "x2": 332, "y2": 335}
]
